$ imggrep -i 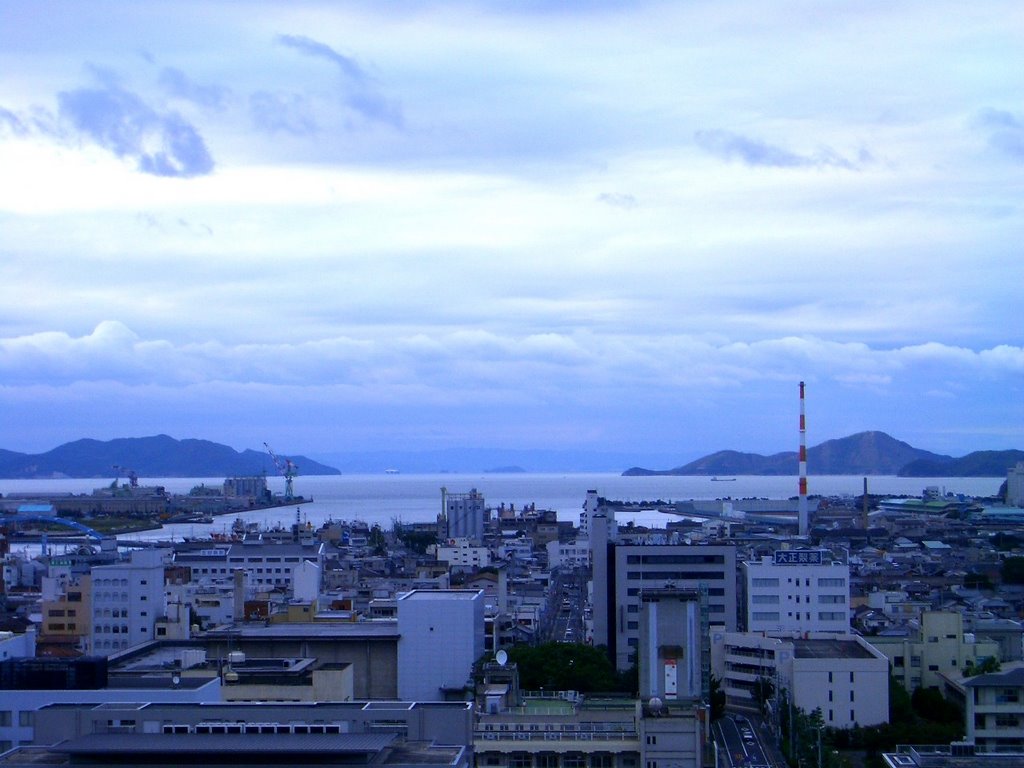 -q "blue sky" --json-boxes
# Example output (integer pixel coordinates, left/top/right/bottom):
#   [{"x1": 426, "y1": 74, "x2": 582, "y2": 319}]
[{"x1": 0, "y1": 0, "x2": 1022, "y2": 465}]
